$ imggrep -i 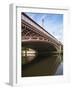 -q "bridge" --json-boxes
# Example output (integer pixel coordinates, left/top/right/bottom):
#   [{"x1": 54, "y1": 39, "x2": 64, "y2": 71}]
[{"x1": 21, "y1": 12, "x2": 63, "y2": 55}]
